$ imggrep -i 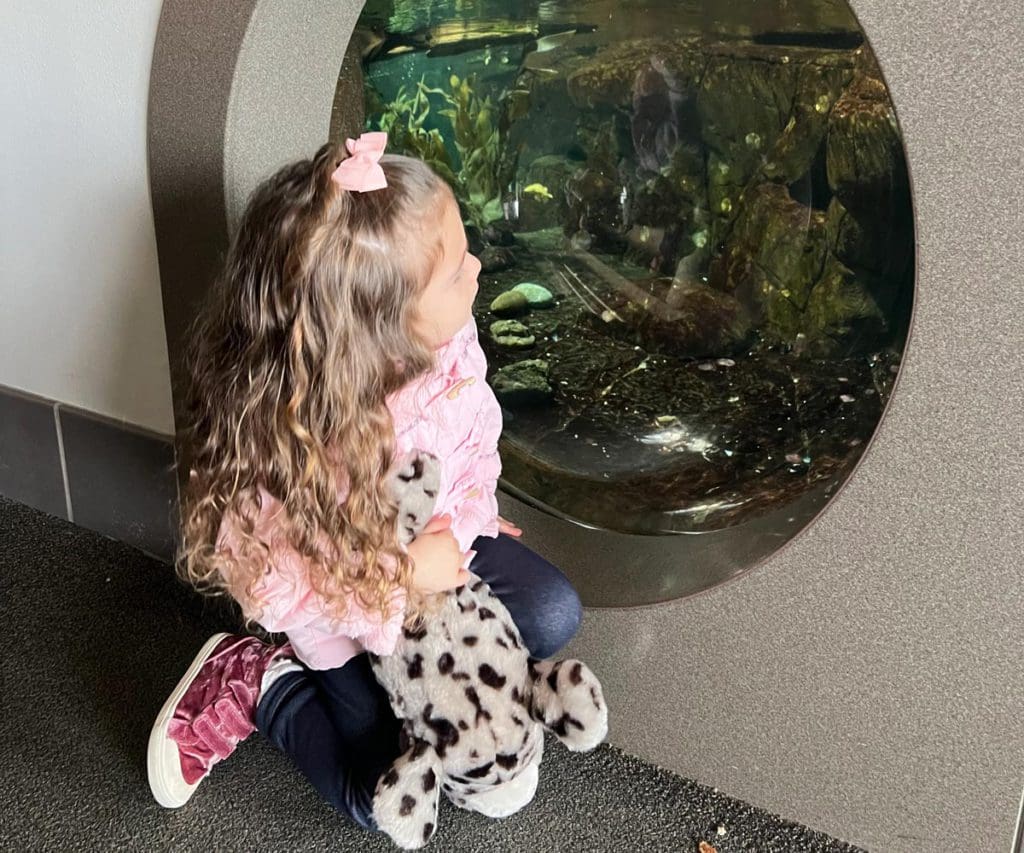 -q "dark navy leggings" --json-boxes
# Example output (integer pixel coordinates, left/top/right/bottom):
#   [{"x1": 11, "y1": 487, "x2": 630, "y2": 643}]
[{"x1": 254, "y1": 533, "x2": 583, "y2": 830}]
